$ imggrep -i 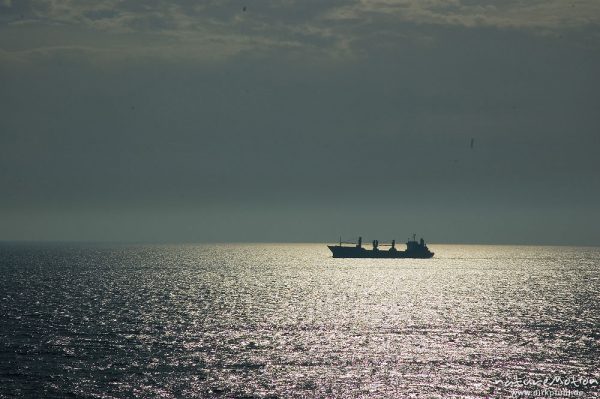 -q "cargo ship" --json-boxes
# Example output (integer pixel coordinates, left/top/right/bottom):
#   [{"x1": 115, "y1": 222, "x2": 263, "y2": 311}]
[{"x1": 328, "y1": 235, "x2": 434, "y2": 258}]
